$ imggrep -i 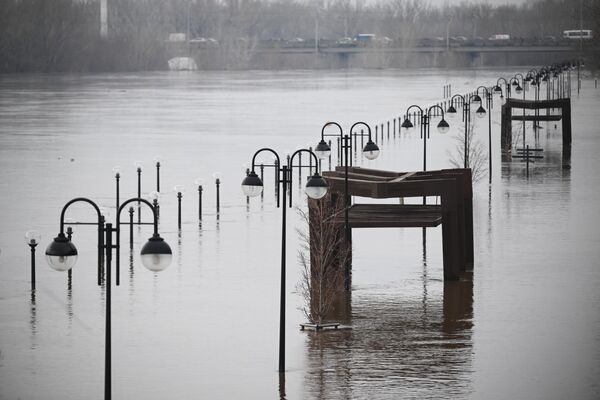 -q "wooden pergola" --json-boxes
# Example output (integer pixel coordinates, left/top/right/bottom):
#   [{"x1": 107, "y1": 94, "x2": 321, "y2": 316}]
[
  {"x1": 501, "y1": 98, "x2": 571, "y2": 157},
  {"x1": 310, "y1": 167, "x2": 473, "y2": 284}
]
